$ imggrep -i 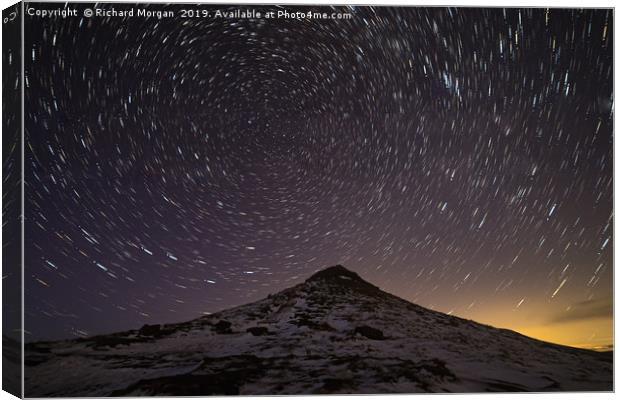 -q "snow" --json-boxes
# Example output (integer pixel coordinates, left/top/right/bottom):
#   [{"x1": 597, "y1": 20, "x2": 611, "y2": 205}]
[{"x1": 25, "y1": 267, "x2": 612, "y2": 396}]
